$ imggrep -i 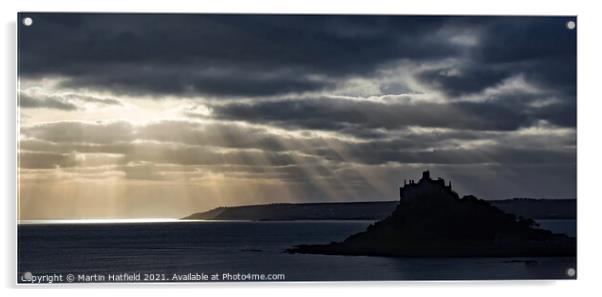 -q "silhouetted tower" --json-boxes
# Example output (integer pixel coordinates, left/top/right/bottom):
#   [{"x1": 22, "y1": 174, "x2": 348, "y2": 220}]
[{"x1": 420, "y1": 170, "x2": 430, "y2": 182}]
